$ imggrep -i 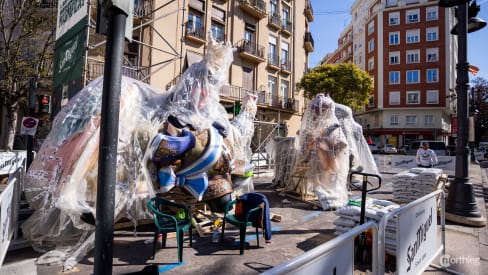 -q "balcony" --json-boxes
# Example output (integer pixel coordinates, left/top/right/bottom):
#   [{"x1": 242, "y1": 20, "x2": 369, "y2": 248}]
[
  {"x1": 304, "y1": 32, "x2": 314, "y2": 52},
  {"x1": 268, "y1": 13, "x2": 281, "y2": 30},
  {"x1": 305, "y1": 1, "x2": 314, "y2": 22},
  {"x1": 185, "y1": 24, "x2": 206, "y2": 44},
  {"x1": 238, "y1": 0, "x2": 267, "y2": 19},
  {"x1": 86, "y1": 60, "x2": 150, "y2": 83},
  {"x1": 267, "y1": 53, "x2": 280, "y2": 70},
  {"x1": 269, "y1": 96, "x2": 299, "y2": 112},
  {"x1": 236, "y1": 39, "x2": 266, "y2": 63},
  {"x1": 281, "y1": 20, "x2": 293, "y2": 36},
  {"x1": 280, "y1": 59, "x2": 291, "y2": 74}
]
